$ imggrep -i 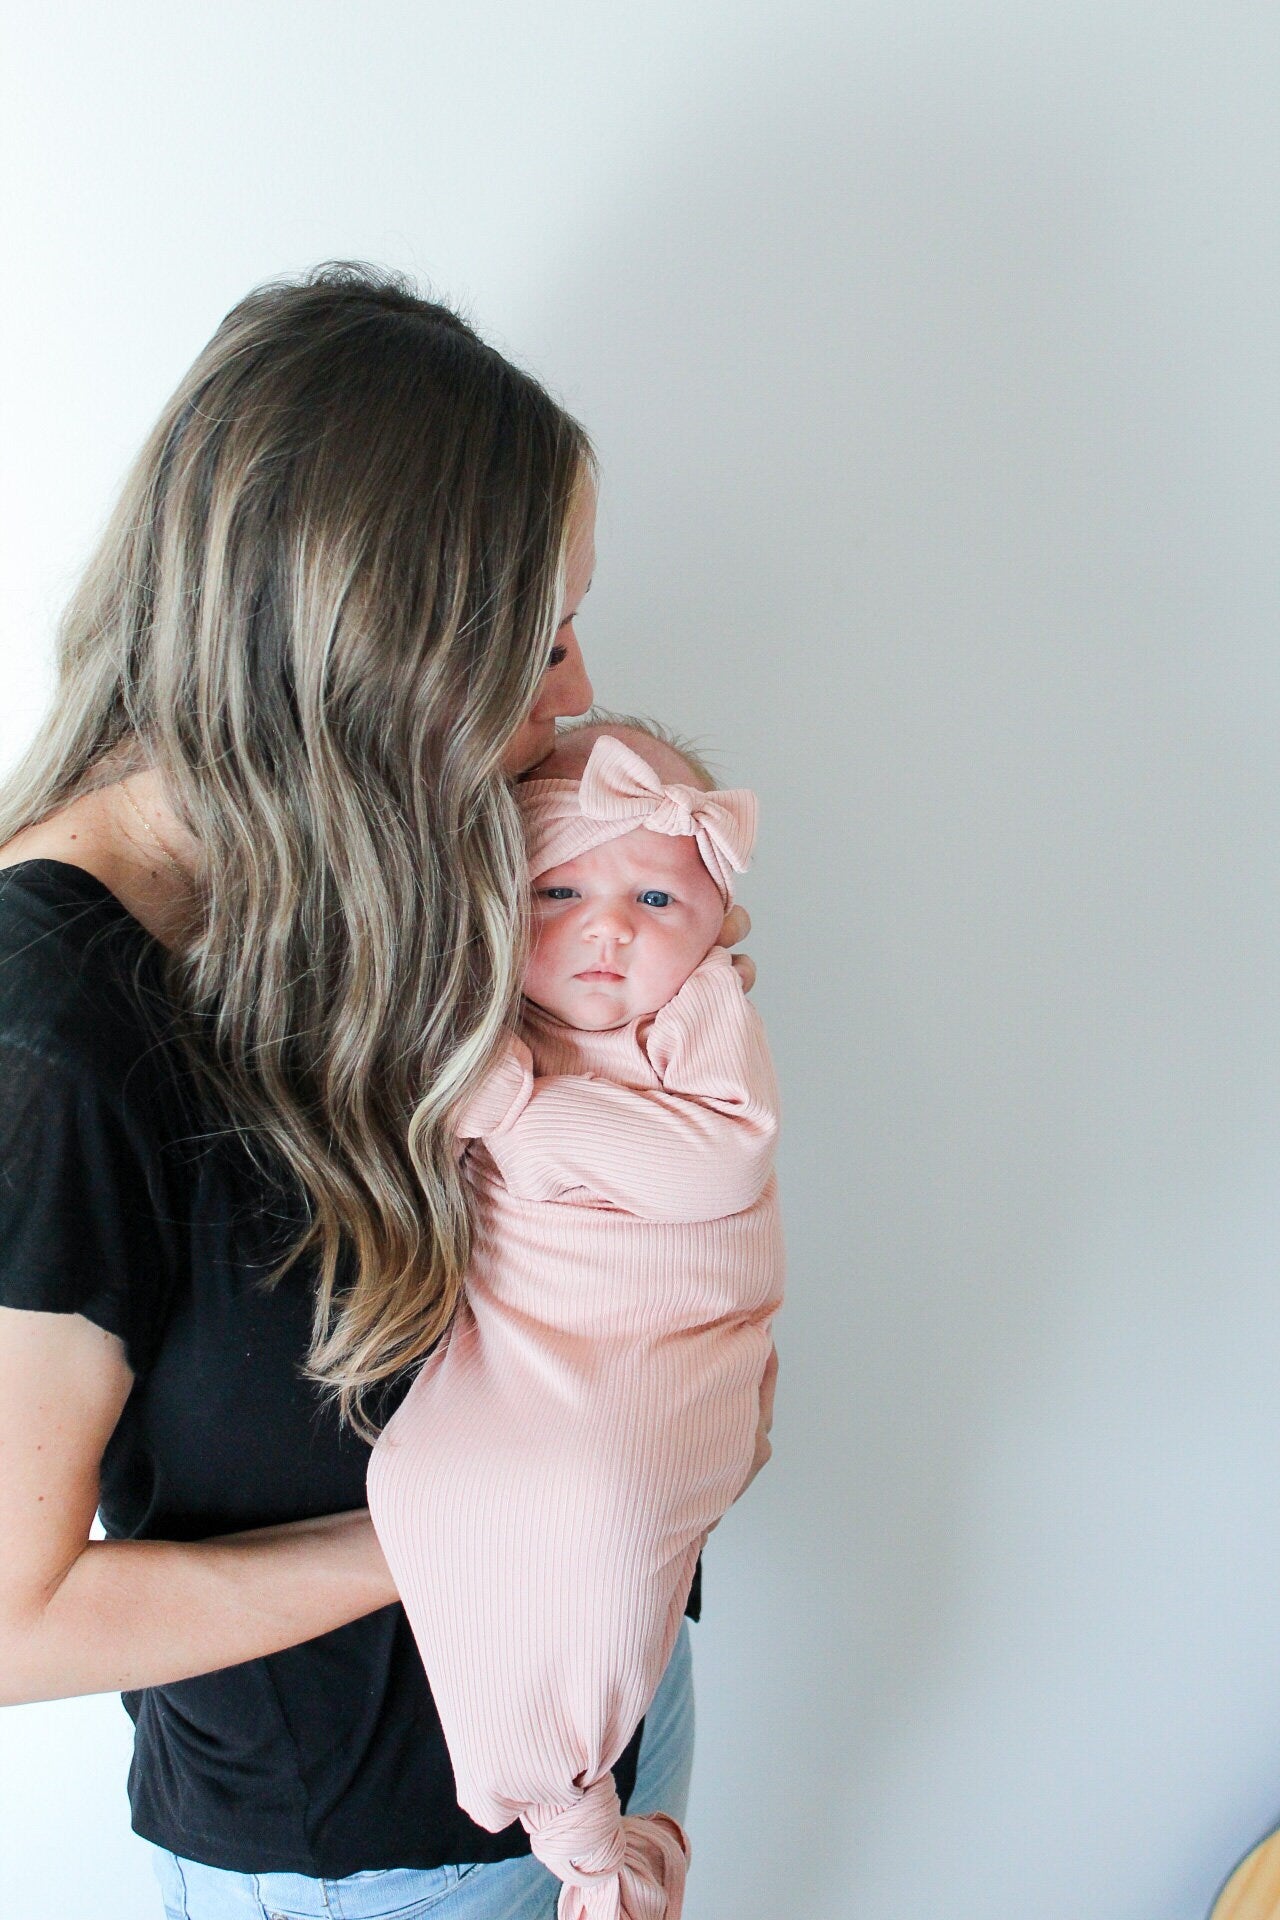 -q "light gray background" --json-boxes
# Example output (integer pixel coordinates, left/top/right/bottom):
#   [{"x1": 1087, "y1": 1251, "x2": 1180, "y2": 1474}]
[{"x1": 2, "y1": 5, "x2": 1279, "y2": 1917}]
